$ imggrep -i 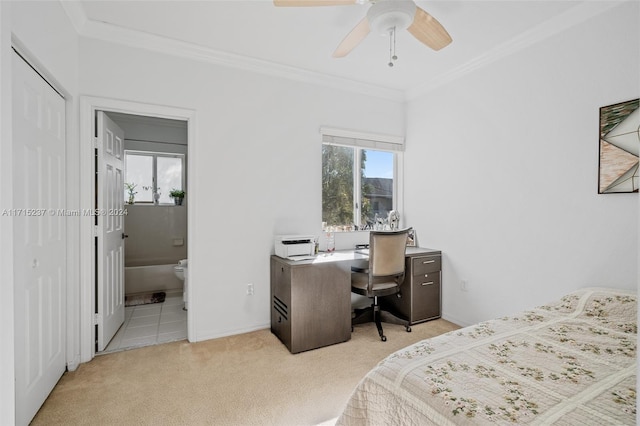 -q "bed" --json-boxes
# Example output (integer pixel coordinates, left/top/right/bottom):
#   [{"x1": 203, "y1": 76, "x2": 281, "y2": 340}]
[{"x1": 337, "y1": 287, "x2": 636, "y2": 425}]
